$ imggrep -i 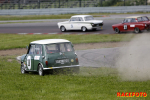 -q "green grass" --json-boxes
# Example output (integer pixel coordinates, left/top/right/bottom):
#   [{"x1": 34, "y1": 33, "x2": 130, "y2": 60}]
[
  {"x1": 0, "y1": 56, "x2": 149, "y2": 100},
  {"x1": 0, "y1": 34, "x2": 135, "y2": 50},
  {"x1": 0, "y1": 12, "x2": 150, "y2": 21},
  {"x1": 0, "y1": 14, "x2": 101, "y2": 21}
]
